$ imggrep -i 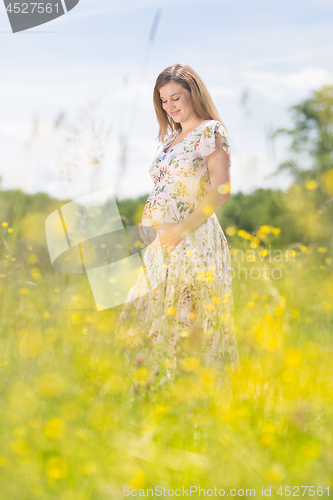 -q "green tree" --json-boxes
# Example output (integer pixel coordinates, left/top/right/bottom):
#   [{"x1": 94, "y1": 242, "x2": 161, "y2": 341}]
[
  {"x1": 272, "y1": 84, "x2": 333, "y2": 183},
  {"x1": 270, "y1": 85, "x2": 333, "y2": 246}
]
